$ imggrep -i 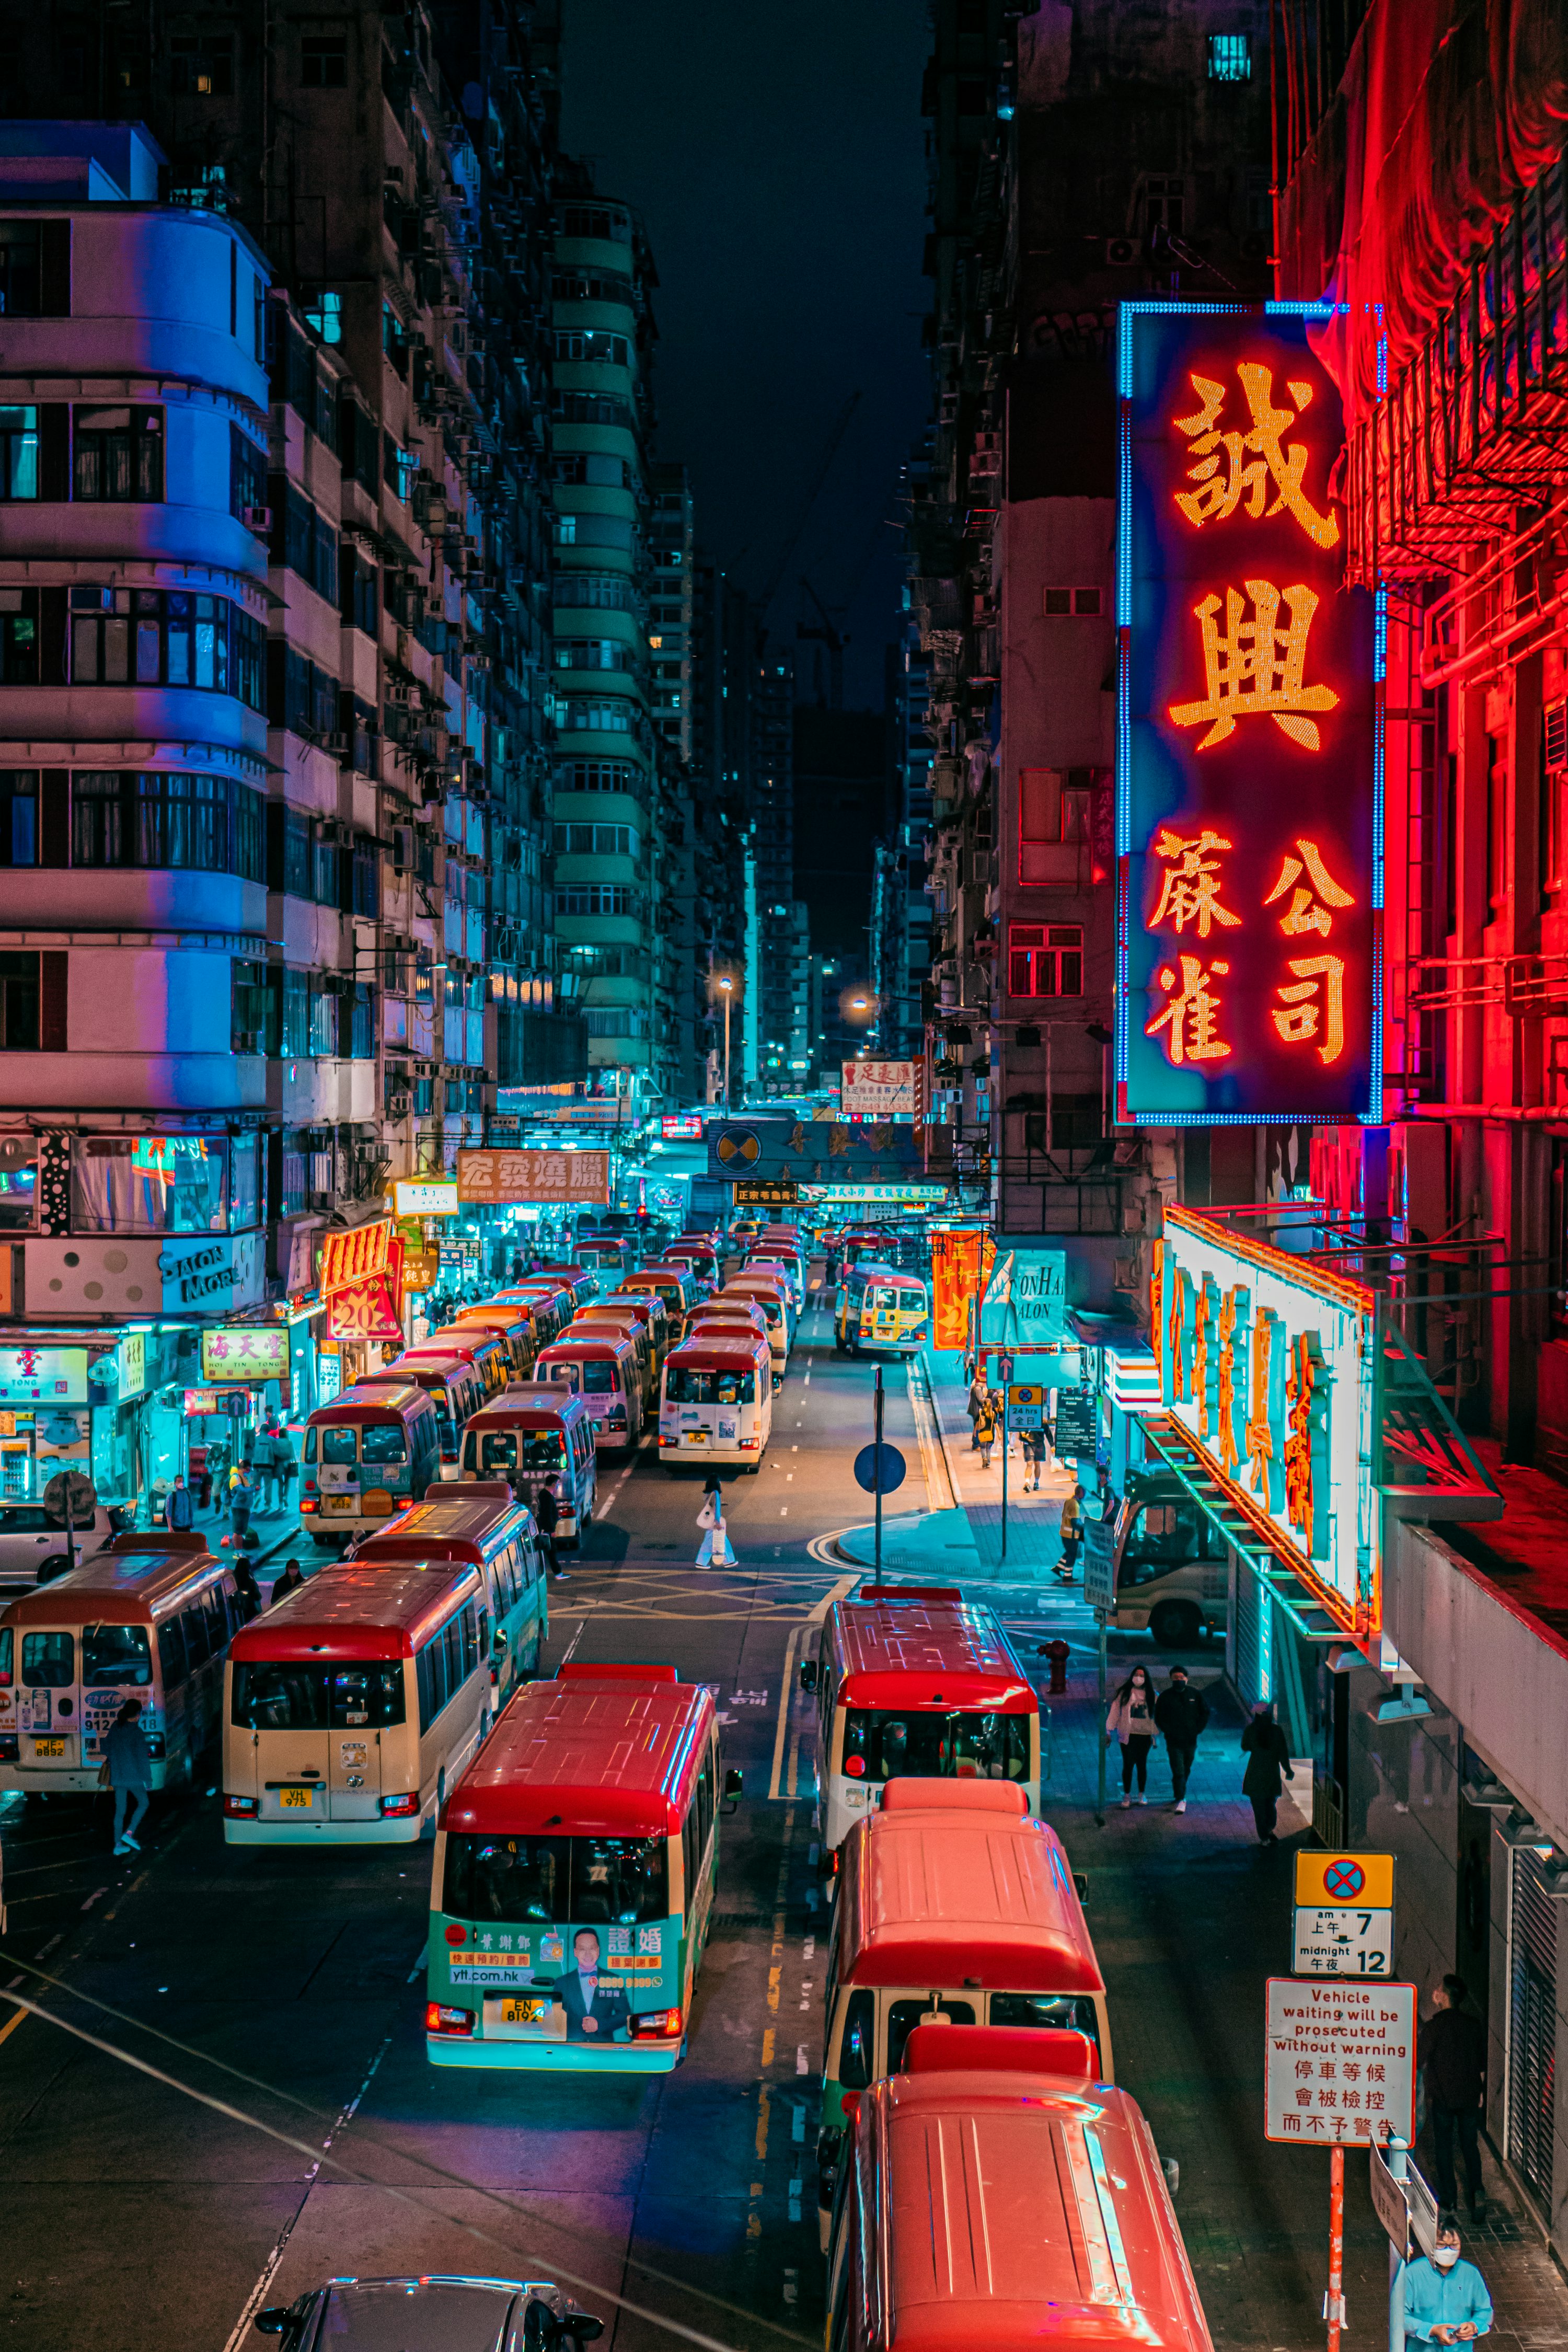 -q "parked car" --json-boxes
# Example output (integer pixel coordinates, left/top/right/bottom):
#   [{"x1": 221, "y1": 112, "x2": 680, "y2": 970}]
[{"x1": 0, "y1": 1498, "x2": 131, "y2": 1588}]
